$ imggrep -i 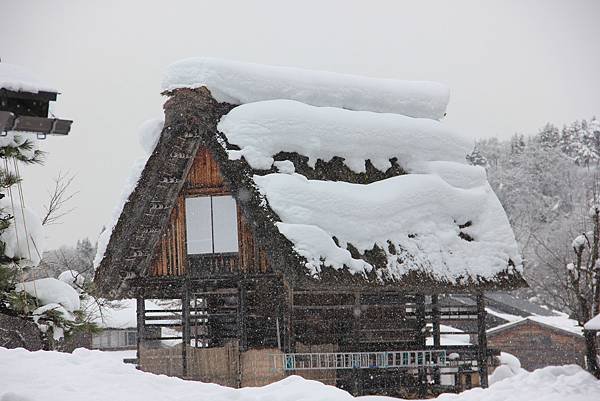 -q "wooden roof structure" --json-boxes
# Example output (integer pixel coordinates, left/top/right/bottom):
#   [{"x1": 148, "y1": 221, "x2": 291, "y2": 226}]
[{"x1": 94, "y1": 87, "x2": 526, "y2": 299}]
